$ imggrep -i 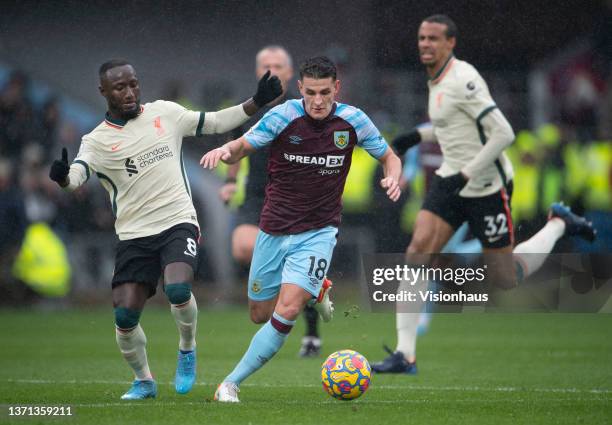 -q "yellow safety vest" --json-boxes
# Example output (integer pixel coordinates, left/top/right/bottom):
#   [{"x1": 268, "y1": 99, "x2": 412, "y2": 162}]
[{"x1": 12, "y1": 223, "x2": 71, "y2": 297}]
